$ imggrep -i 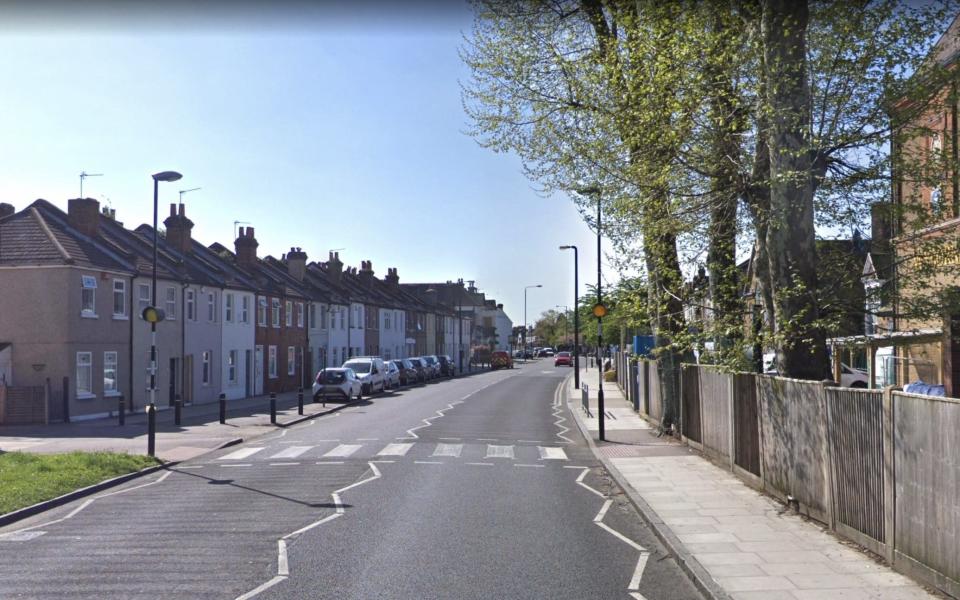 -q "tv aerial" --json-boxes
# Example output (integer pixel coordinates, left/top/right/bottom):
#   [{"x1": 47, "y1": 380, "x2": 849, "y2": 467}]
[{"x1": 79, "y1": 171, "x2": 103, "y2": 198}]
